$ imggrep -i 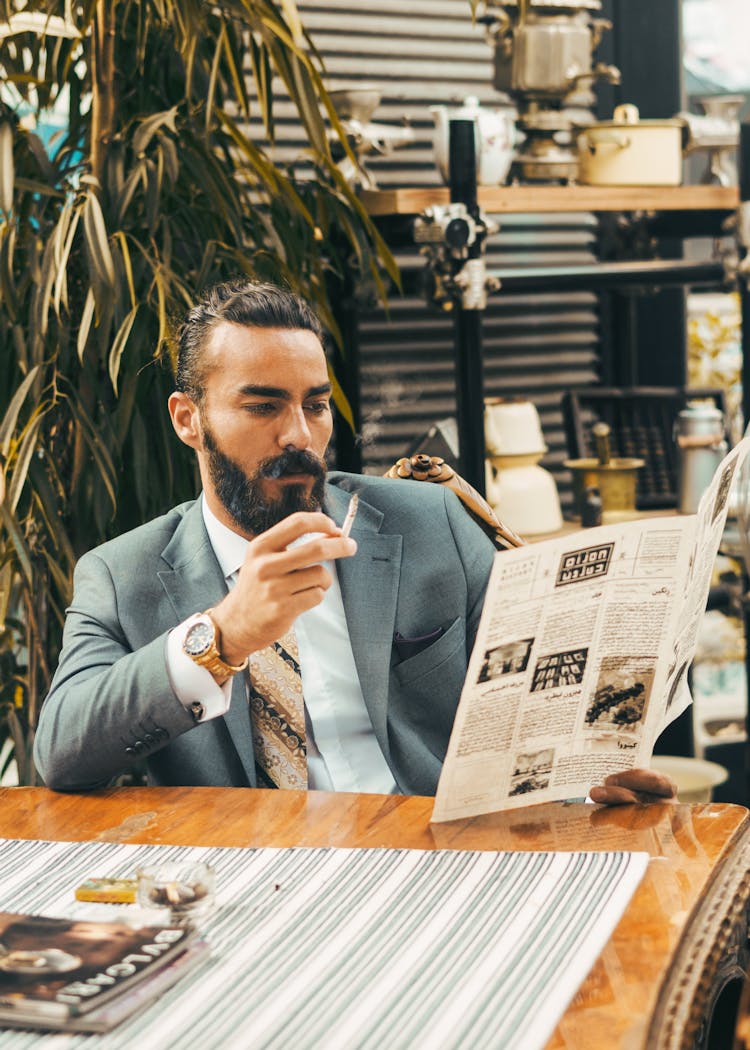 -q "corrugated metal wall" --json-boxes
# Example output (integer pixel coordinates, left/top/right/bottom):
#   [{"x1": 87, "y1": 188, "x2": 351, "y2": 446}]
[{"x1": 267, "y1": 0, "x2": 603, "y2": 502}]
